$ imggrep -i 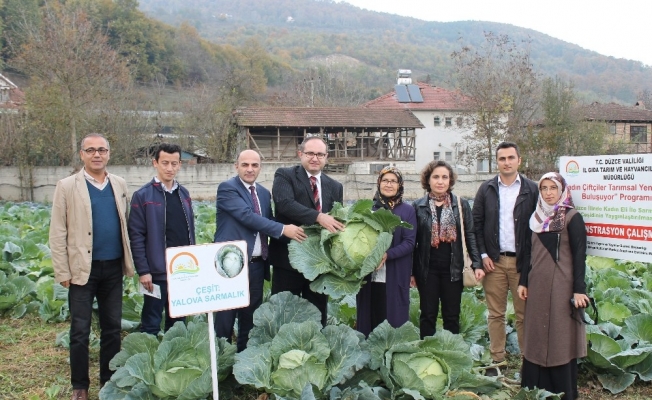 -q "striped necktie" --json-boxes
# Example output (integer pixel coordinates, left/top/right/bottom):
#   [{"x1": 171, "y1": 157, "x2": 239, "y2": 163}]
[{"x1": 310, "y1": 176, "x2": 321, "y2": 212}]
